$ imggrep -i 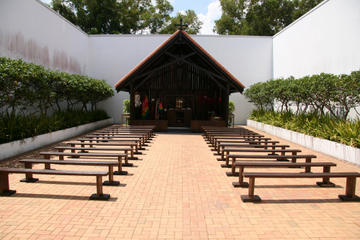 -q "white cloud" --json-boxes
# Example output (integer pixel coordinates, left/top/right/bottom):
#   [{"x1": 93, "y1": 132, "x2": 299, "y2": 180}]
[{"x1": 198, "y1": 0, "x2": 222, "y2": 35}]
